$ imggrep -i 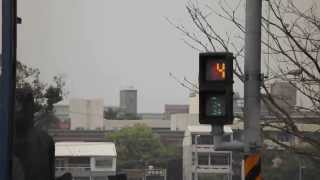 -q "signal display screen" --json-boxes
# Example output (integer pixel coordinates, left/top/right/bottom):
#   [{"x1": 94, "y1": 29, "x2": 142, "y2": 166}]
[
  {"x1": 205, "y1": 95, "x2": 226, "y2": 117},
  {"x1": 206, "y1": 61, "x2": 226, "y2": 81}
]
